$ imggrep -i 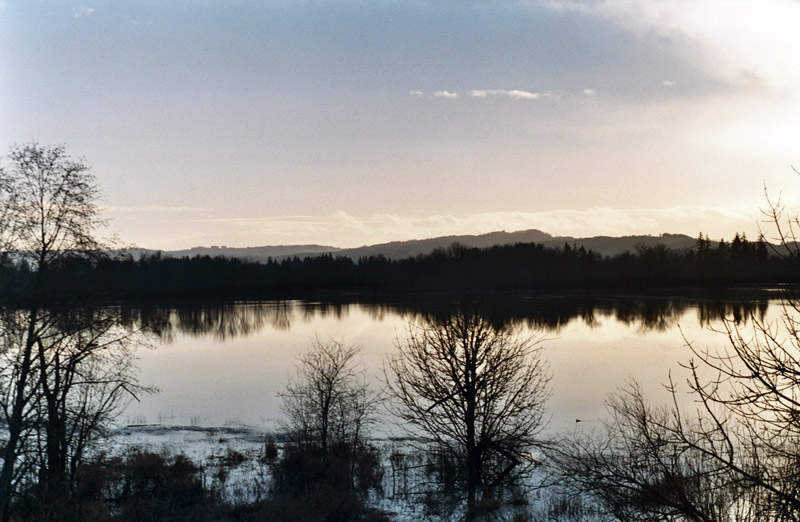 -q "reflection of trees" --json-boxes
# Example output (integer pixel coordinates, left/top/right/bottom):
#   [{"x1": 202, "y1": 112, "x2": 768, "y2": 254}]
[
  {"x1": 174, "y1": 303, "x2": 282, "y2": 340},
  {"x1": 299, "y1": 300, "x2": 352, "y2": 324},
  {"x1": 120, "y1": 292, "x2": 775, "y2": 341},
  {"x1": 695, "y1": 298, "x2": 769, "y2": 327},
  {"x1": 119, "y1": 307, "x2": 173, "y2": 342},
  {"x1": 121, "y1": 302, "x2": 297, "y2": 341}
]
